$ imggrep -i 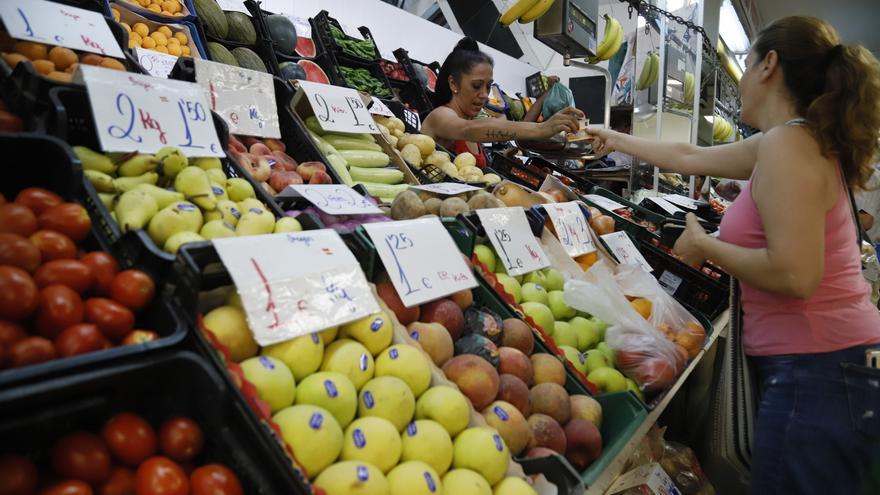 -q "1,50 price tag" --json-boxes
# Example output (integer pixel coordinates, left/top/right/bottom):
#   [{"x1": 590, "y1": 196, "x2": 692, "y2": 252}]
[
  {"x1": 281, "y1": 184, "x2": 382, "y2": 215},
  {"x1": 543, "y1": 201, "x2": 597, "y2": 257},
  {"x1": 214, "y1": 231, "x2": 380, "y2": 346},
  {"x1": 476, "y1": 207, "x2": 550, "y2": 276},
  {"x1": 80, "y1": 65, "x2": 223, "y2": 157},
  {"x1": 0, "y1": 0, "x2": 124, "y2": 59},
  {"x1": 600, "y1": 231, "x2": 652, "y2": 272},
  {"x1": 298, "y1": 80, "x2": 380, "y2": 135},
  {"x1": 363, "y1": 218, "x2": 477, "y2": 307},
  {"x1": 195, "y1": 59, "x2": 280, "y2": 139}
]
